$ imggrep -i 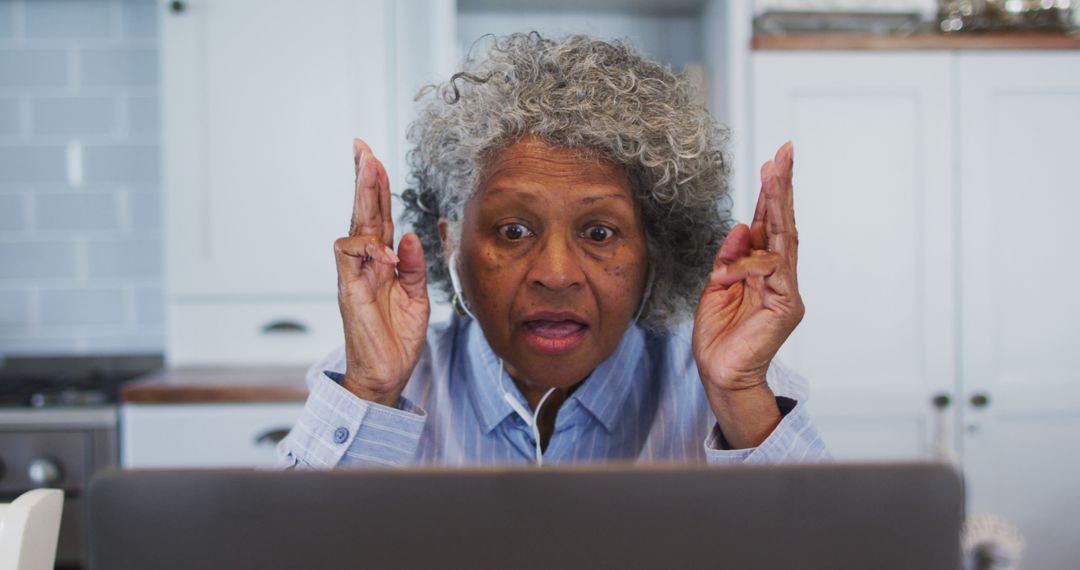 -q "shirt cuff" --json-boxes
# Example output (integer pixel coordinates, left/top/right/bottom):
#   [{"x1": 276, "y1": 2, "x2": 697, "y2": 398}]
[
  {"x1": 277, "y1": 371, "x2": 427, "y2": 469},
  {"x1": 703, "y1": 397, "x2": 830, "y2": 465}
]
